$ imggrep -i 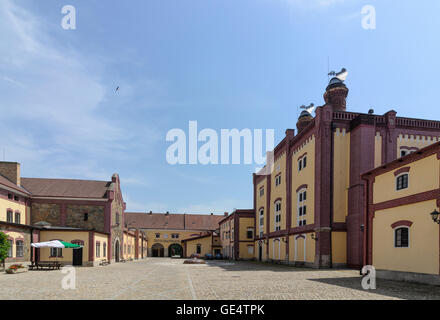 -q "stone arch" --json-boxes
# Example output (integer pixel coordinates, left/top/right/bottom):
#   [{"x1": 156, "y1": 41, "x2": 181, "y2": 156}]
[{"x1": 152, "y1": 243, "x2": 164, "y2": 257}]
